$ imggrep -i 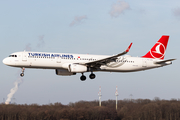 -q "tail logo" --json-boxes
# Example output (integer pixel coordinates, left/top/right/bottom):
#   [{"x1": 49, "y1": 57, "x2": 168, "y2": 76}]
[{"x1": 150, "y1": 42, "x2": 165, "y2": 59}]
